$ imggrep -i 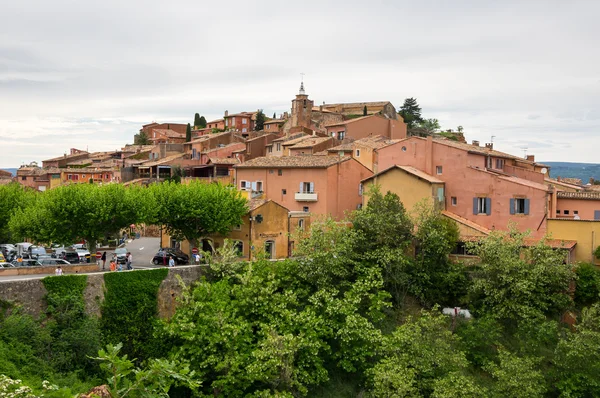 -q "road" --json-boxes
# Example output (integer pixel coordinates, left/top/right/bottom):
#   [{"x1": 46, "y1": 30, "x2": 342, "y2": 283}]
[{"x1": 0, "y1": 237, "x2": 163, "y2": 281}]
